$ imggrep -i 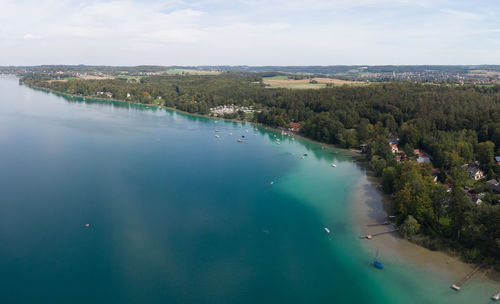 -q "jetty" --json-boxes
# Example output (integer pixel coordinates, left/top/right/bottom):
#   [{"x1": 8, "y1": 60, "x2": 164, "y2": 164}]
[
  {"x1": 366, "y1": 221, "x2": 391, "y2": 227},
  {"x1": 450, "y1": 264, "x2": 483, "y2": 291},
  {"x1": 360, "y1": 228, "x2": 399, "y2": 239}
]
